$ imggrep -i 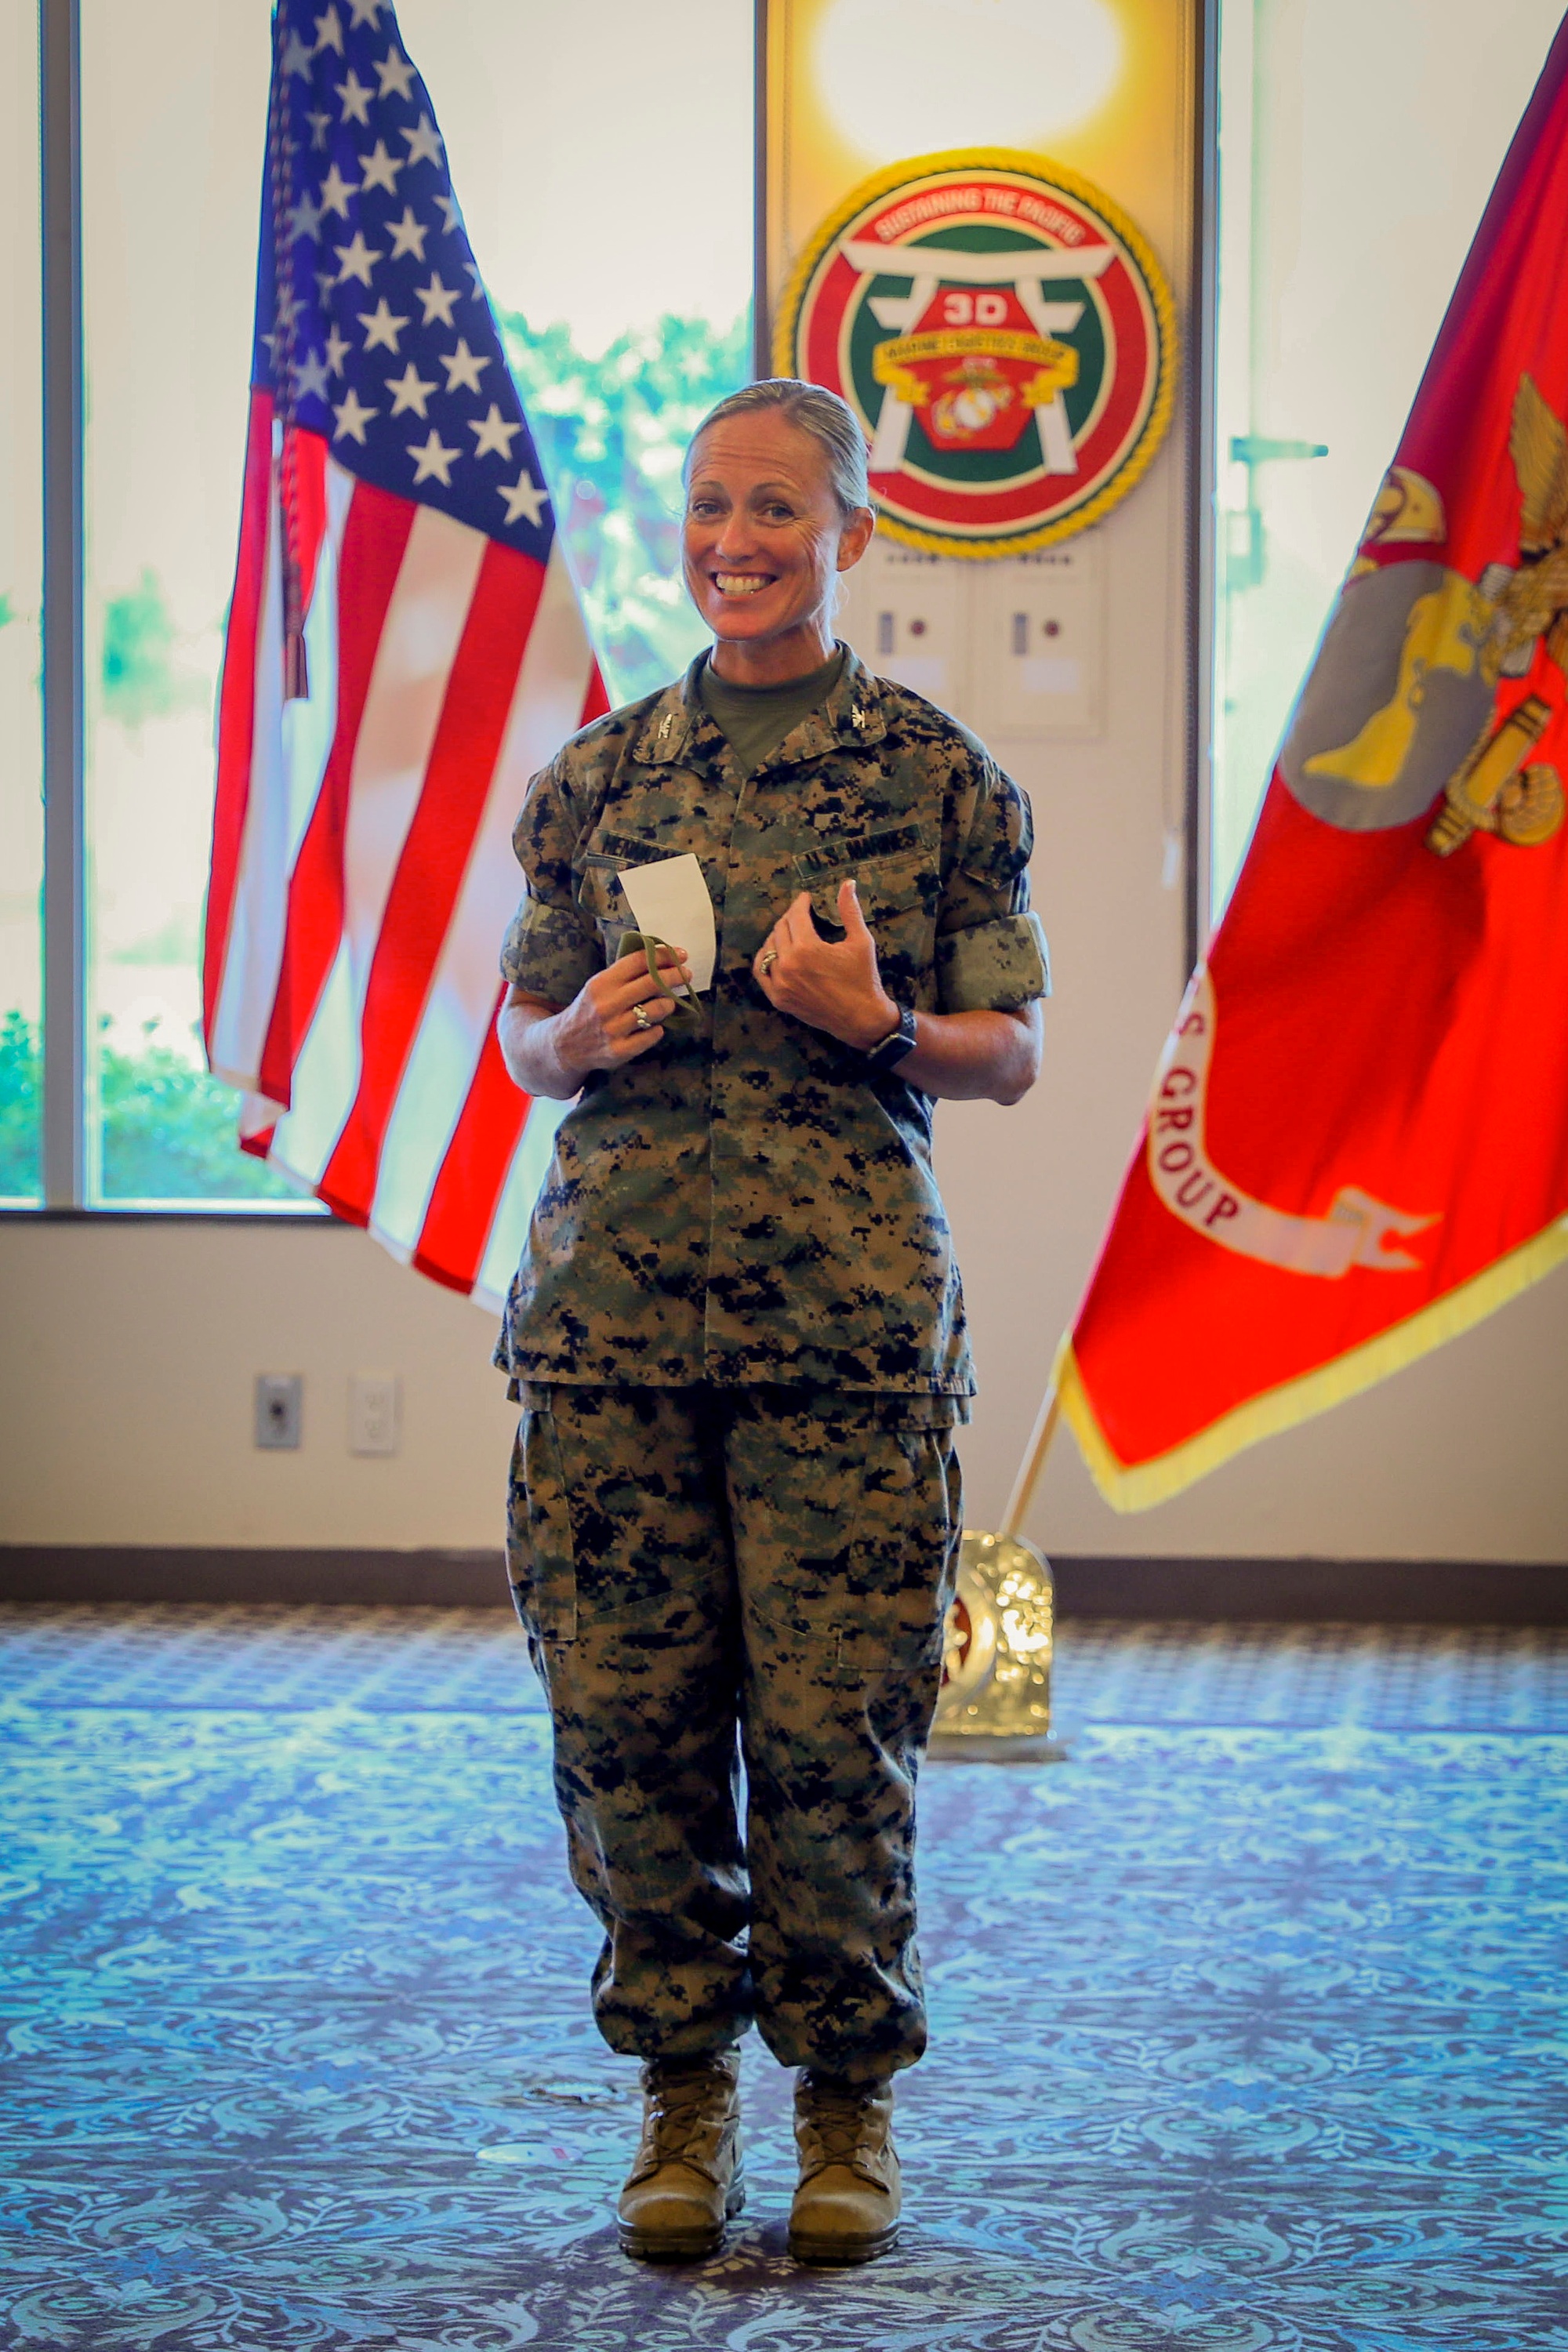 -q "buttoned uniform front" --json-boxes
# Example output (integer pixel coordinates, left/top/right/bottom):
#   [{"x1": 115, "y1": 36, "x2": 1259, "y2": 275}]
[
  {"x1": 495, "y1": 644, "x2": 1049, "y2": 1396},
  {"x1": 497, "y1": 643, "x2": 1050, "y2": 2082}
]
